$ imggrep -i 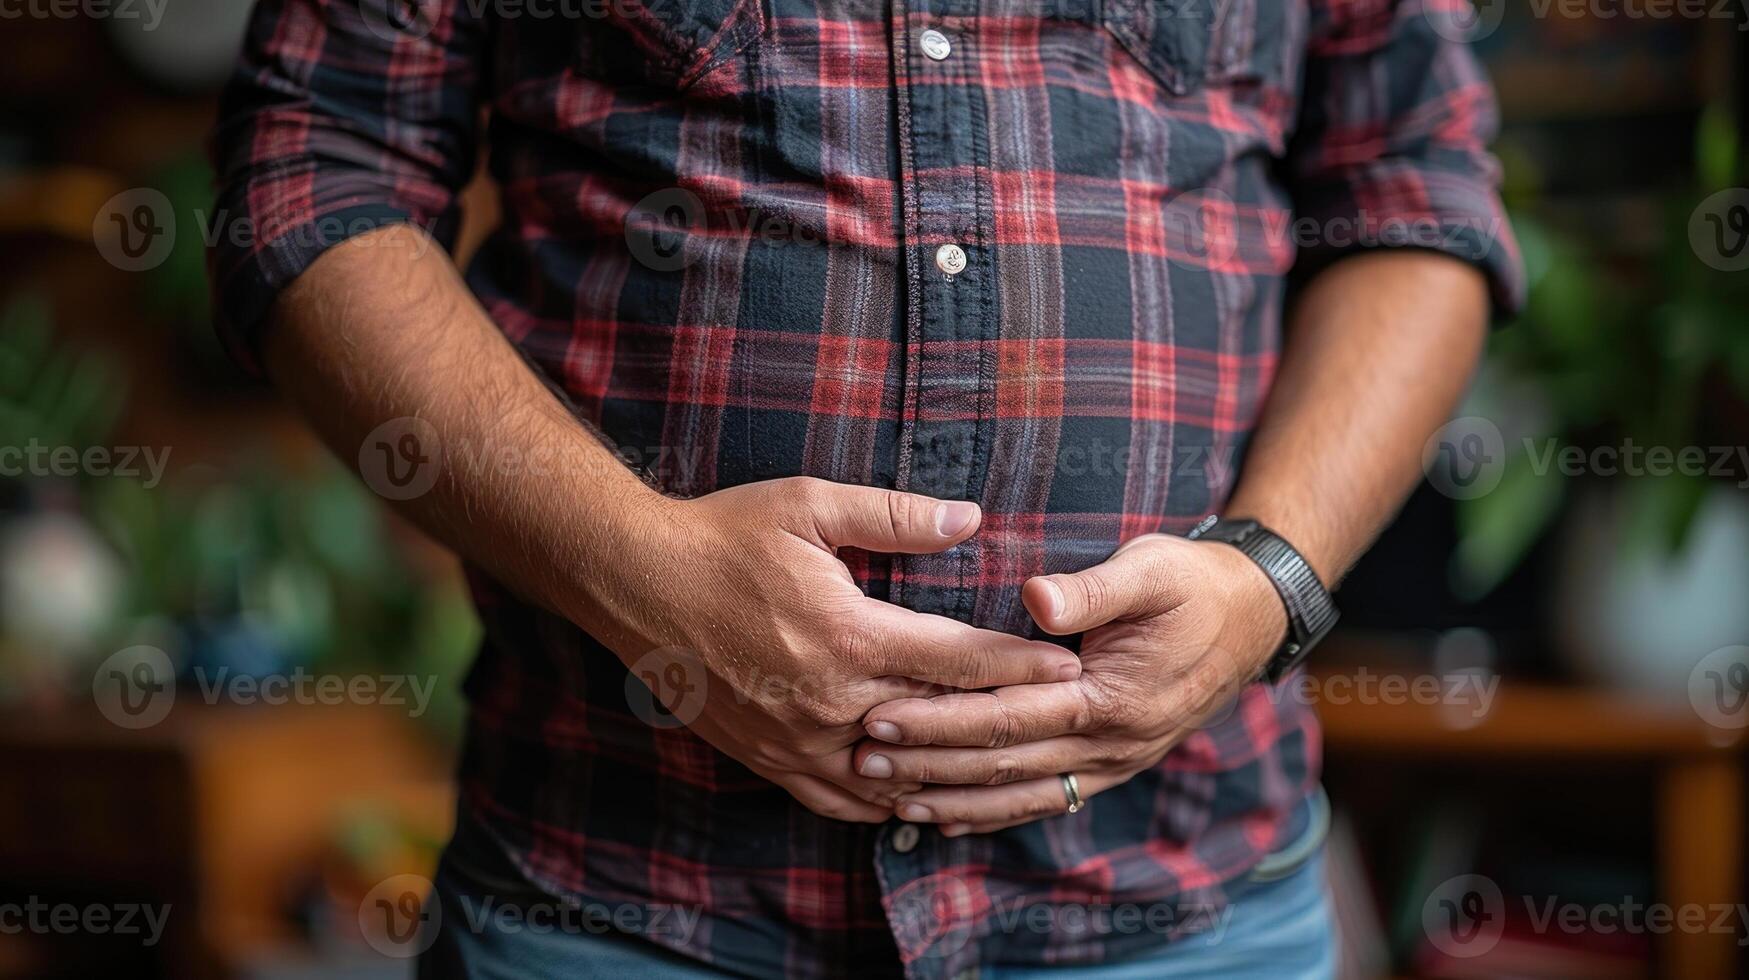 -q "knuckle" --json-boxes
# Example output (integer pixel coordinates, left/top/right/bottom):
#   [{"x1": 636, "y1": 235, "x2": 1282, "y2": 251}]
[
  {"x1": 886, "y1": 490, "x2": 926, "y2": 536},
  {"x1": 983, "y1": 759, "x2": 1022, "y2": 786},
  {"x1": 986, "y1": 707, "x2": 1022, "y2": 749},
  {"x1": 954, "y1": 648, "x2": 996, "y2": 689},
  {"x1": 794, "y1": 693, "x2": 839, "y2": 727},
  {"x1": 1072, "y1": 687, "x2": 1108, "y2": 730},
  {"x1": 826, "y1": 619, "x2": 872, "y2": 667},
  {"x1": 1075, "y1": 571, "x2": 1117, "y2": 616},
  {"x1": 785, "y1": 476, "x2": 830, "y2": 514}
]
